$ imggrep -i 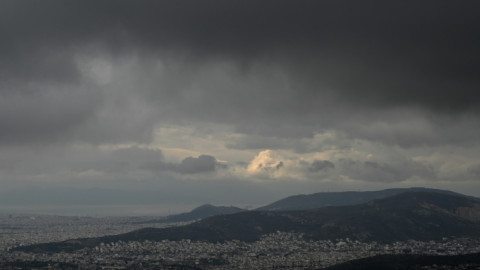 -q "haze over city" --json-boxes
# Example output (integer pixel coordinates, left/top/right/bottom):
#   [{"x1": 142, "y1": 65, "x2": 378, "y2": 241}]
[{"x1": 1, "y1": 0, "x2": 480, "y2": 215}]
